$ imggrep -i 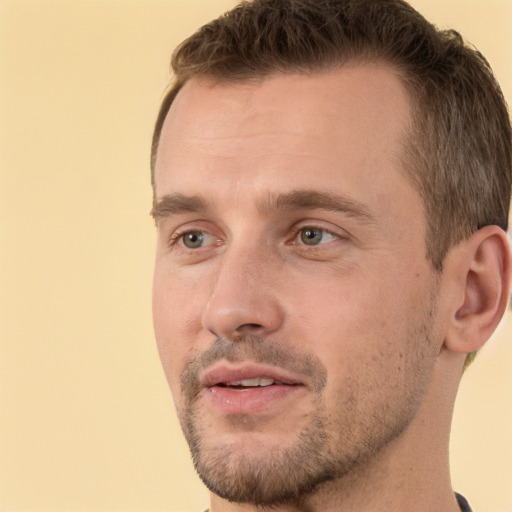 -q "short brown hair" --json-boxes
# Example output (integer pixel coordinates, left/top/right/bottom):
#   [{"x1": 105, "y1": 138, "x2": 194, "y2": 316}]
[{"x1": 151, "y1": 0, "x2": 511, "y2": 271}]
